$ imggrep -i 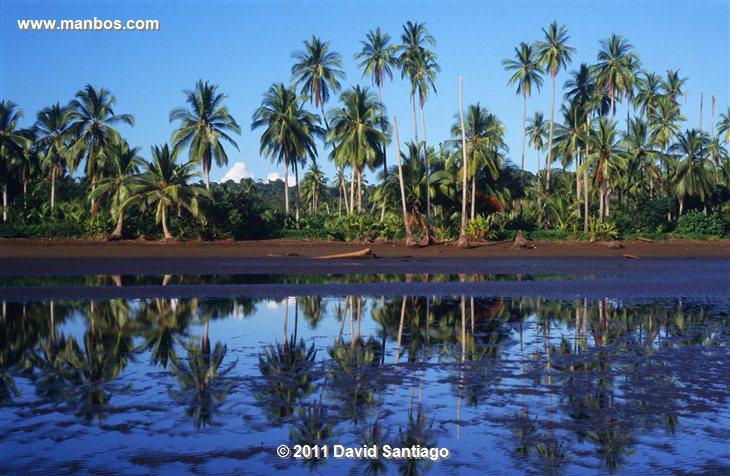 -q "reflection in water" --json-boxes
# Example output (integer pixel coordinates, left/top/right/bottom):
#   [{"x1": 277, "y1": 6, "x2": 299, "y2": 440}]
[{"x1": 0, "y1": 295, "x2": 728, "y2": 474}]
